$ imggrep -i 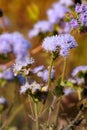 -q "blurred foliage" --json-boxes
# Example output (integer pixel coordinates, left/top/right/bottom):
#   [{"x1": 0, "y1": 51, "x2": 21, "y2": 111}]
[{"x1": 0, "y1": 0, "x2": 87, "y2": 130}]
